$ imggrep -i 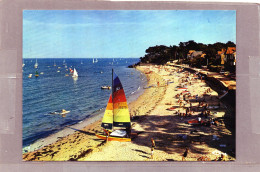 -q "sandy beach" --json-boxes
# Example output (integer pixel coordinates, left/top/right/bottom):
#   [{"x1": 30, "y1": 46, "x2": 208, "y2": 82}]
[{"x1": 23, "y1": 64, "x2": 235, "y2": 161}]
